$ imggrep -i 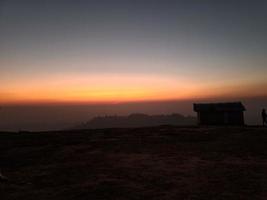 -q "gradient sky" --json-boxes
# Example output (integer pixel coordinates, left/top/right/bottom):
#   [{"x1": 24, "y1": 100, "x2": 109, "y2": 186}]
[{"x1": 1, "y1": 0, "x2": 267, "y2": 104}]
